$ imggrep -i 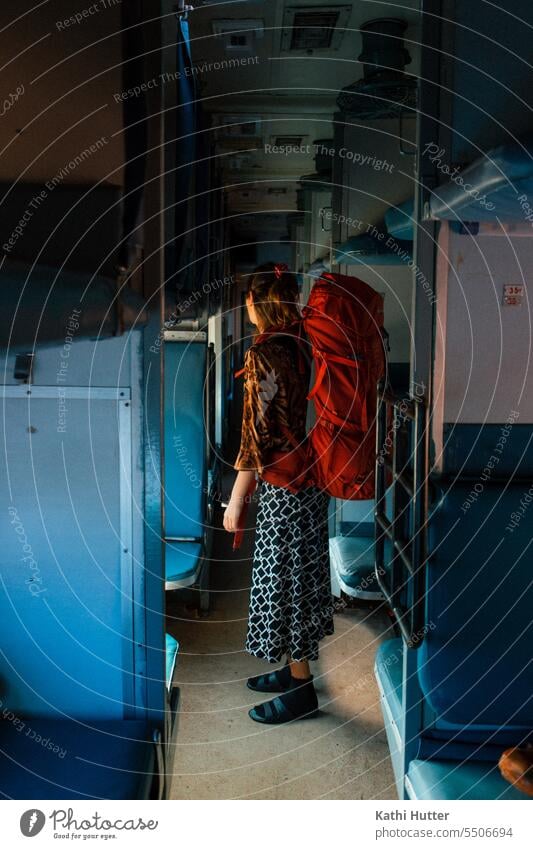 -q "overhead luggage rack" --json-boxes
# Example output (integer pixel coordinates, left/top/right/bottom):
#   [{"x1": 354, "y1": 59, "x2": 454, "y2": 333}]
[
  {"x1": 425, "y1": 138, "x2": 533, "y2": 222},
  {"x1": 334, "y1": 232, "x2": 413, "y2": 266}
]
